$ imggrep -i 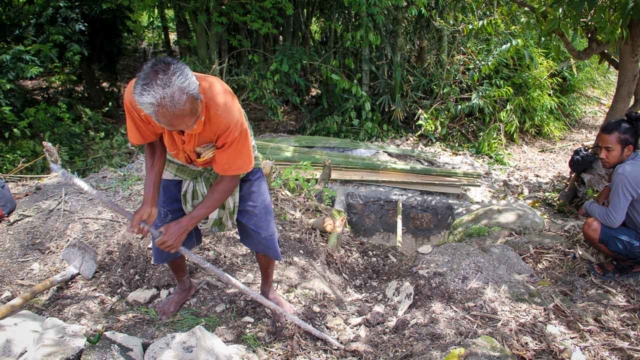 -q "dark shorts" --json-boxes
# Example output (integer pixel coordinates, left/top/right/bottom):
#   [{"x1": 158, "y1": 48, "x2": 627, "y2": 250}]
[
  {"x1": 600, "y1": 224, "x2": 640, "y2": 261},
  {"x1": 151, "y1": 168, "x2": 281, "y2": 264}
]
